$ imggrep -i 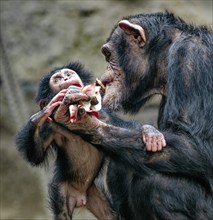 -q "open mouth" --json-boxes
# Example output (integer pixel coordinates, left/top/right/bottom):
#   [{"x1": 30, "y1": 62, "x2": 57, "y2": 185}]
[
  {"x1": 95, "y1": 78, "x2": 107, "y2": 96},
  {"x1": 100, "y1": 79, "x2": 113, "y2": 91},
  {"x1": 103, "y1": 81, "x2": 113, "y2": 92},
  {"x1": 102, "y1": 80, "x2": 111, "y2": 87},
  {"x1": 72, "y1": 83, "x2": 83, "y2": 88}
]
